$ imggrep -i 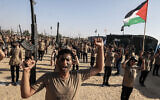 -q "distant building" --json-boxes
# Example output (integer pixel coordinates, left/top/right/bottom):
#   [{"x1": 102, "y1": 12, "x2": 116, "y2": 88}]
[{"x1": 88, "y1": 34, "x2": 158, "y2": 54}]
